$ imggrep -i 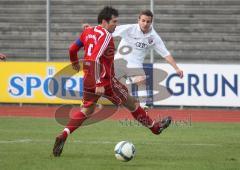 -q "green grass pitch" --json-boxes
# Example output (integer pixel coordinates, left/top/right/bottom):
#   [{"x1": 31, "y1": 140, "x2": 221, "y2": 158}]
[{"x1": 0, "y1": 117, "x2": 239, "y2": 170}]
